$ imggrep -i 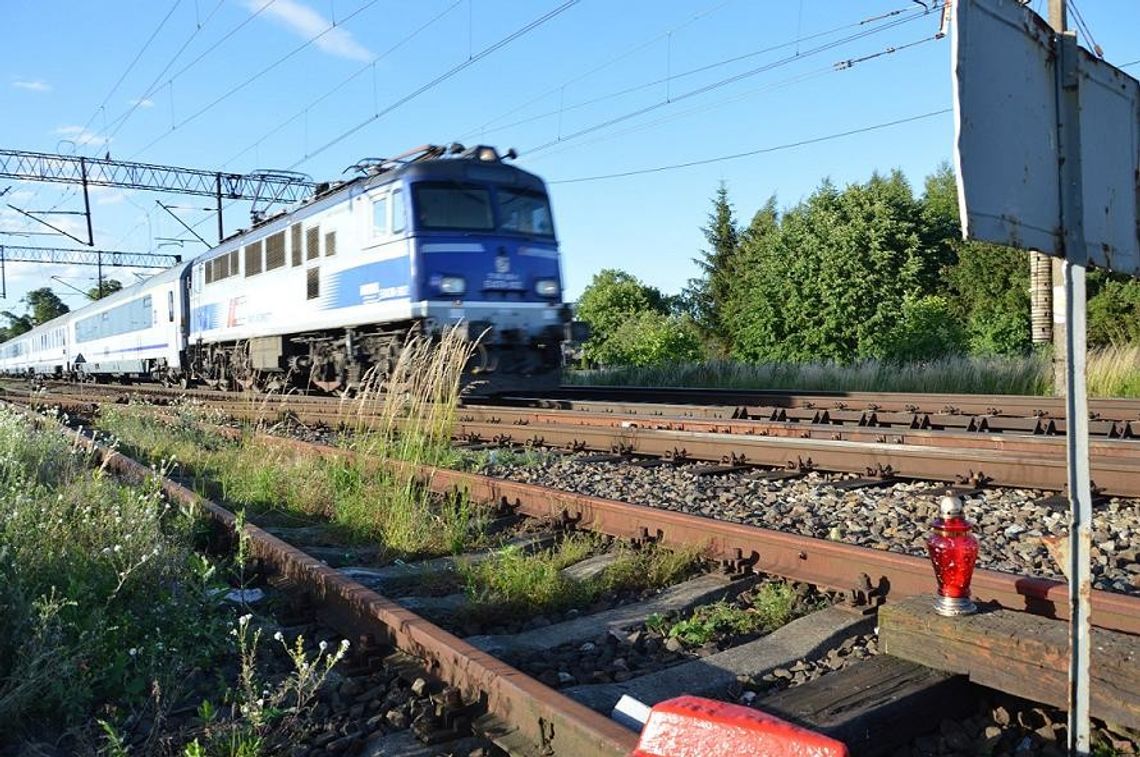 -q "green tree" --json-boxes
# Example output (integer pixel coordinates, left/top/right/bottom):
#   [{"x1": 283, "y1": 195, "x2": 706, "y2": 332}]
[
  {"x1": 576, "y1": 269, "x2": 703, "y2": 366},
  {"x1": 682, "y1": 183, "x2": 741, "y2": 353},
  {"x1": 929, "y1": 164, "x2": 1031, "y2": 355},
  {"x1": 24, "y1": 288, "x2": 70, "y2": 325},
  {"x1": 728, "y1": 171, "x2": 946, "y2": 362},
  {"x1": 589, "y1": 311, "x2": 704, "y2": 367},
  {"x1": 88, "y1": 279, "x2": 123, "y2": 300},
  {"x1": 0, "y1": 288, "x2": 70, "y2": 343},
  {"x1": 0, "y1": 312, "x2": 33, "y2": 338},
  {"x1": 1087, "y1": 275, "x2": 1140, "y2": 346}
]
